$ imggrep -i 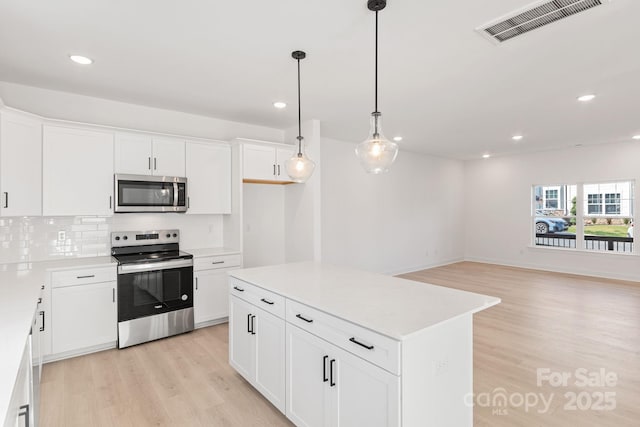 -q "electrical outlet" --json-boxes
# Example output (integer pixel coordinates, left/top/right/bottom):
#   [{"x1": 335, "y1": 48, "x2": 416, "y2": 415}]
[
  {"x1": 57, "y1": 231, "x2": 65, "y2": 241},
  {"x1": 434, "y1": 357, "x2": 449, "y2": 376}
]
